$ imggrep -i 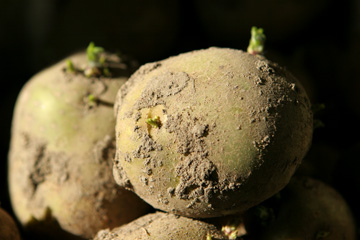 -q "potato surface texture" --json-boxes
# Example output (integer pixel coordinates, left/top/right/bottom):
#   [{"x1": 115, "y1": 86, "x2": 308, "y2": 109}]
[
  {"x1": 8, "y1": 52, "x2": 150, "y2": 238},
  {"x1": 94, "y1": 211, "x2": 227, "y2": 240},
  {"x1": 258, "y1": 177, "x2": 356, "y2": 240},
  {"x1": 114, "y1": 47, "x2": 313, "y2": 218}
]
